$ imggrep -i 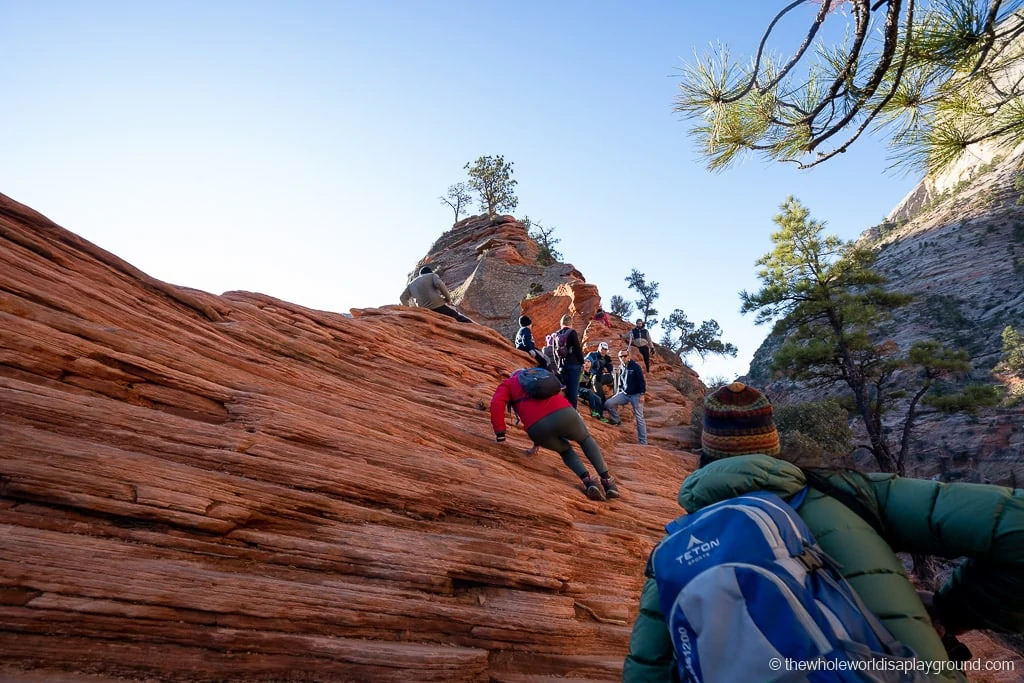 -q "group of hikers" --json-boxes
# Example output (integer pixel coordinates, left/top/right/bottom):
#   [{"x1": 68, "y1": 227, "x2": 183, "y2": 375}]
[
  {"x1": 403, "y1": 265, "x2": 1024, "y2": 681},
  {"x1": 488, "y1": 312, "x2": 651, "y2": 502},
  {"x1": 513, "y1": 313, "x2": 650, "y2": 444}
]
